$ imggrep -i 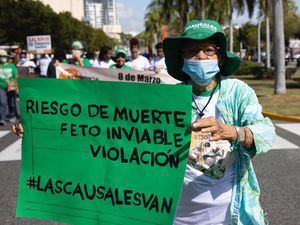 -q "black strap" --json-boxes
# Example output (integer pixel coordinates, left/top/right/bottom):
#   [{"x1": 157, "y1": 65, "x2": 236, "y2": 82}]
[{"x1": 192, "y1": 81, "x2": 220, "y2": 118}]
